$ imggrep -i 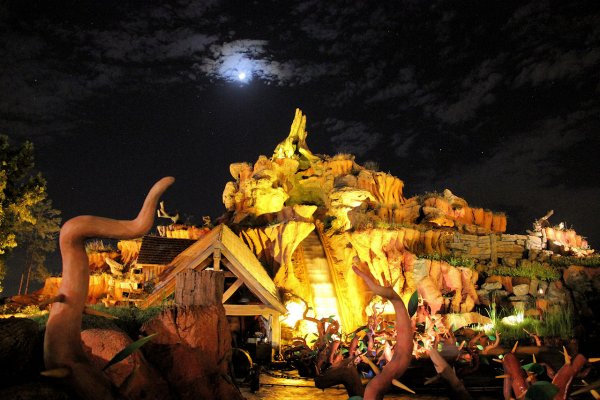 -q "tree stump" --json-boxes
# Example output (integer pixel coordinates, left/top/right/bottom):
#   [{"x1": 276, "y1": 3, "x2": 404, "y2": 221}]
[
  {"x1": 175, "y1": 269, "x2": 224, "y2": 306},
  {"x1": 142, "y1": 269, "x2": 243, "y2": 400}
]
